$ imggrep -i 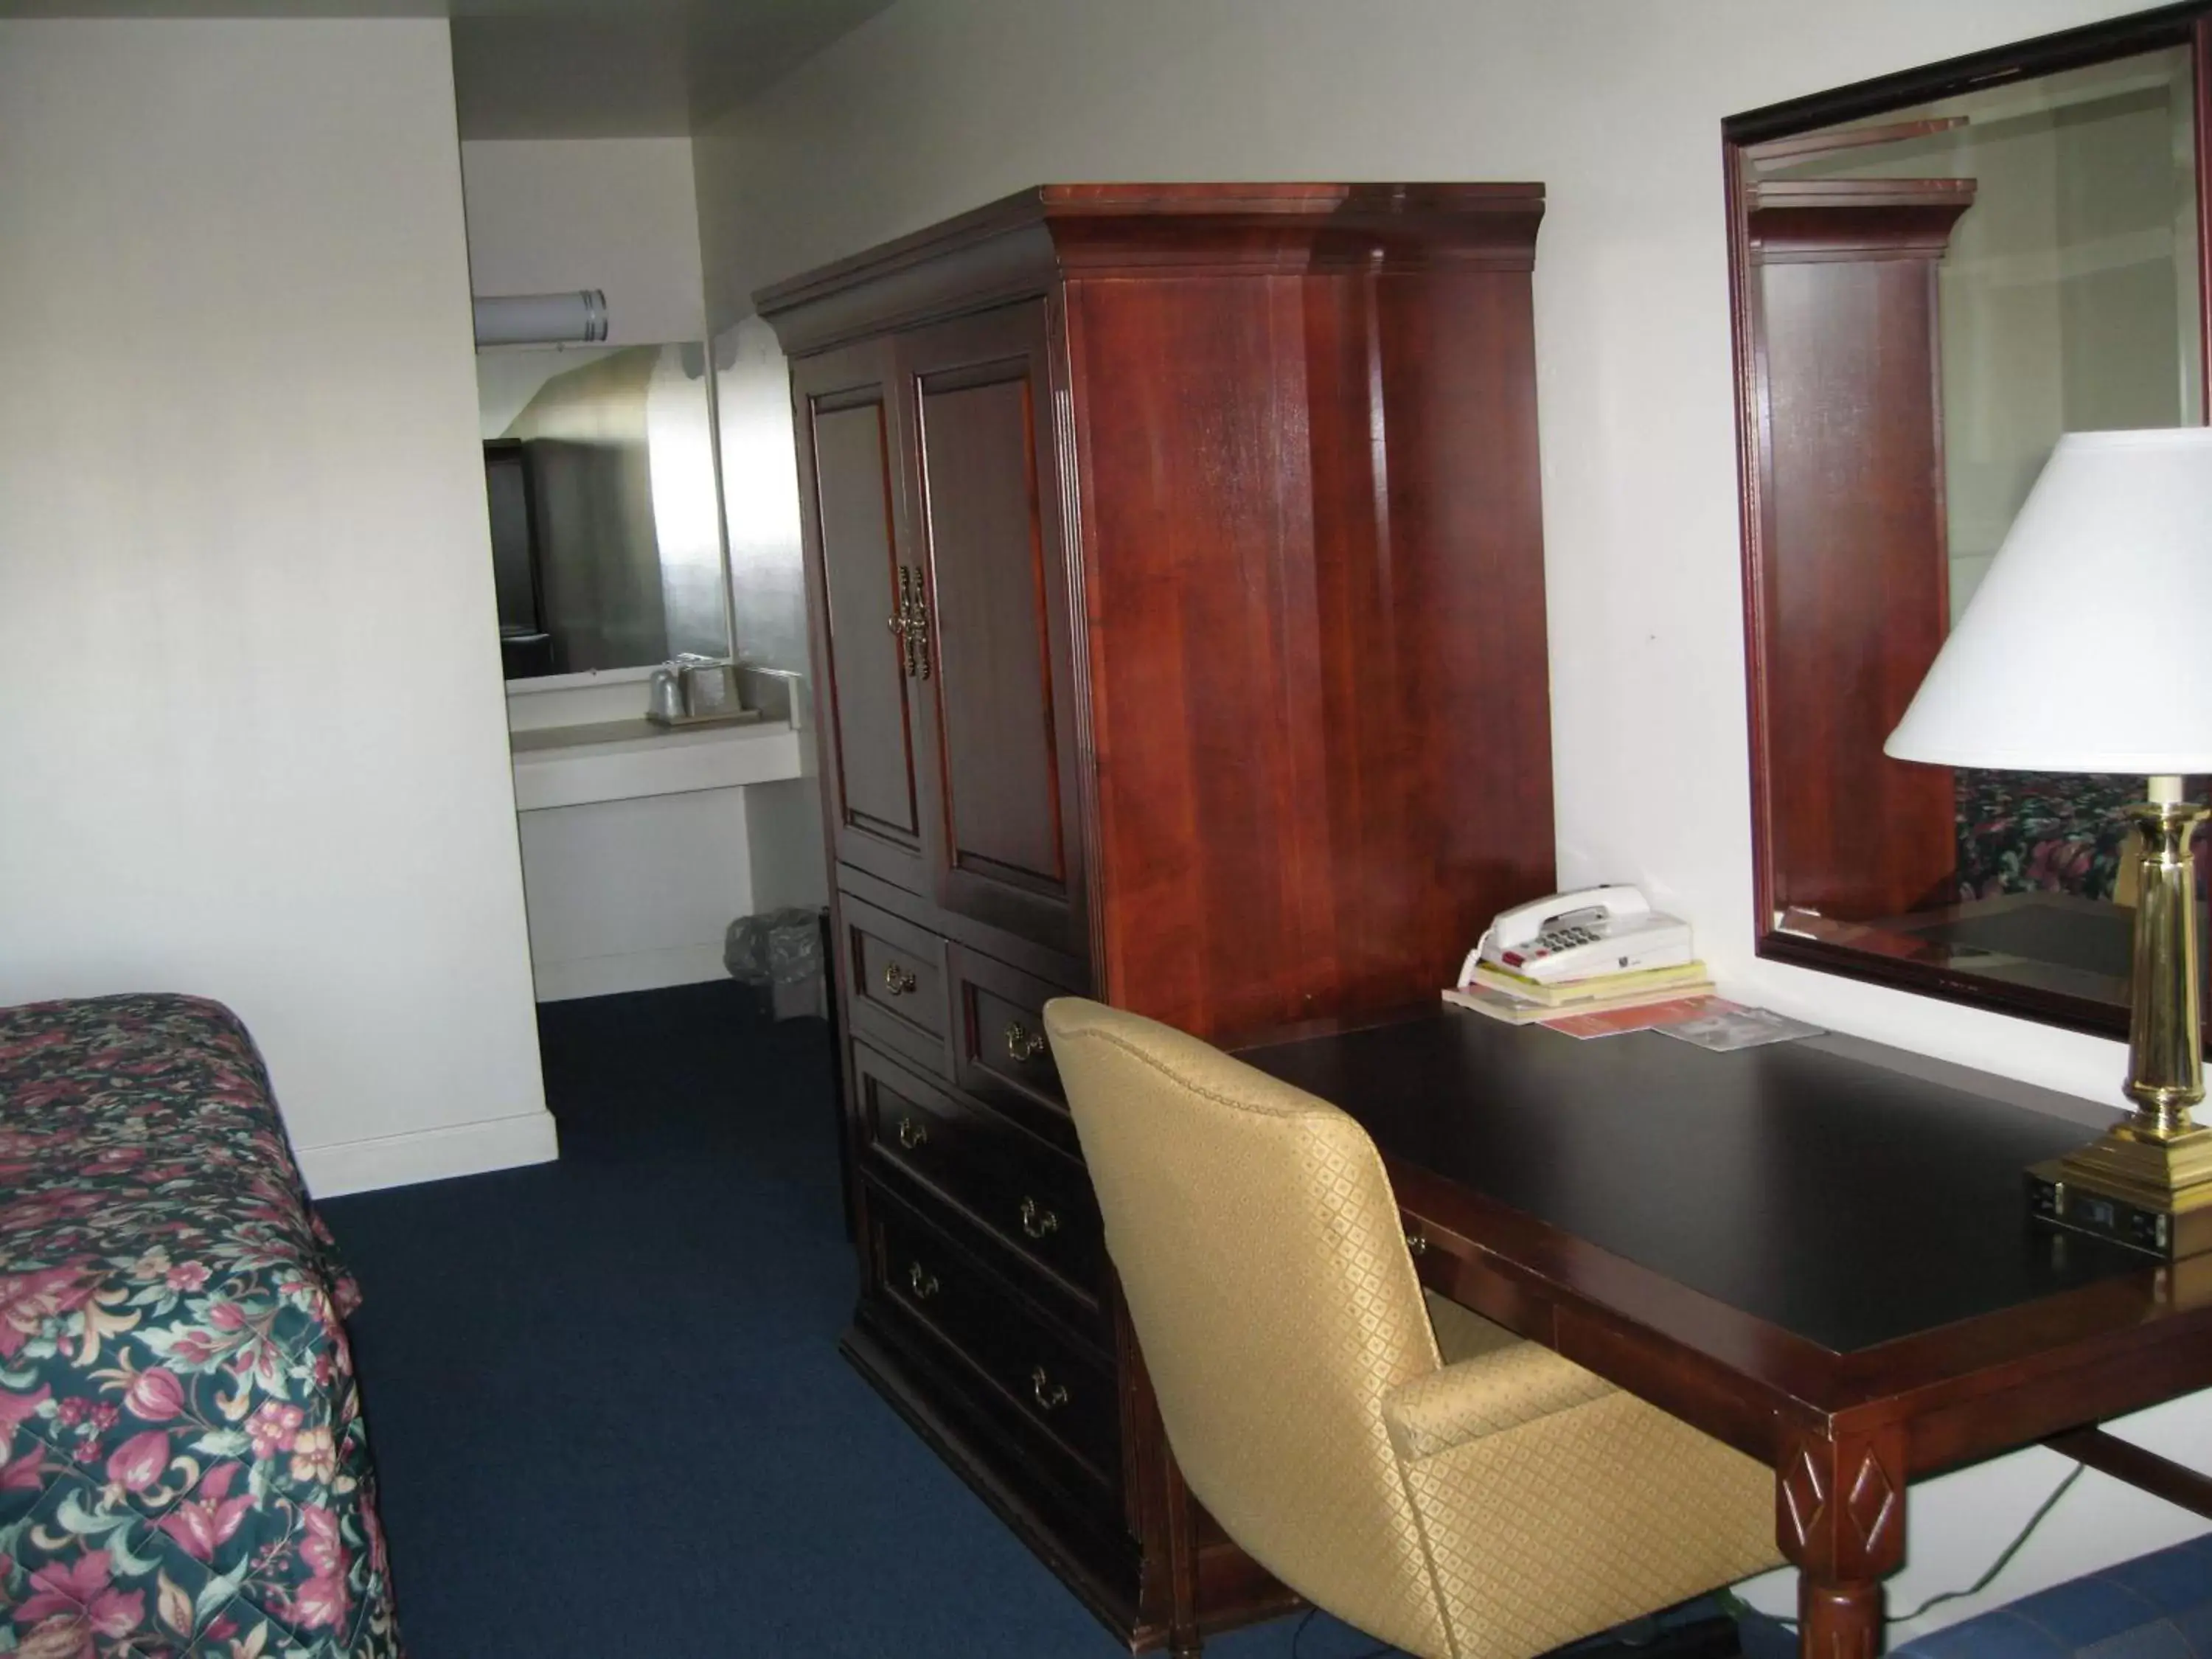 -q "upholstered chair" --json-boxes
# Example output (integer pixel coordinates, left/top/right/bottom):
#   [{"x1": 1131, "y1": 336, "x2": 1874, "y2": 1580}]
[{"x1": 1043, "y1": 998, "x2": 1778, "y2": 1659}]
